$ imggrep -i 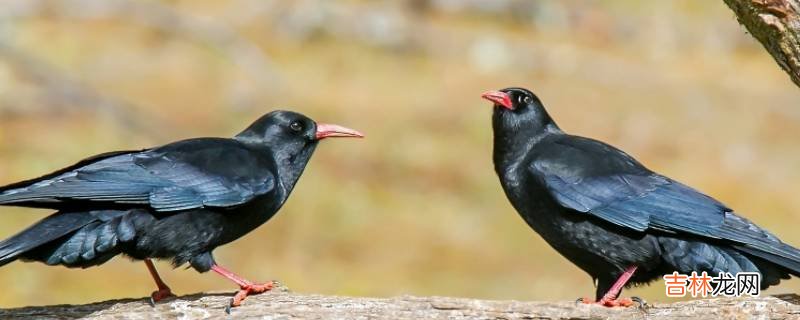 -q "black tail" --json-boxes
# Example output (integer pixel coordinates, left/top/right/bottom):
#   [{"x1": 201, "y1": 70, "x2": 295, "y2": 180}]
[
  {"x1": 735, "y1": 243, "x2": 800, "y2": 287},
  {"x1": 716, "y1": 212, "x2": 800, "y2": 284},
  {"x1": 736, "y1": 244, "x2": 800, "y2": 278},
  {"x1": 725, "y1": 234, "x2": 800, "y2": 288},
  {"x1": 0, "y1": 212, "x2": 98, "y2": 266}
]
